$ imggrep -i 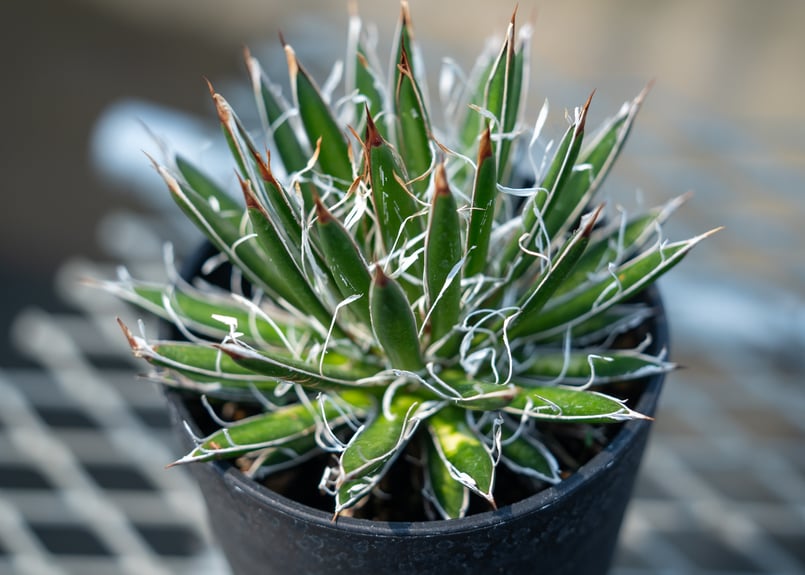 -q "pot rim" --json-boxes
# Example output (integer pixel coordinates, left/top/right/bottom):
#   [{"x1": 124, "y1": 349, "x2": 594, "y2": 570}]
[{"x1": 168, "y1": 284, "x2": 668, "y2": 537}]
